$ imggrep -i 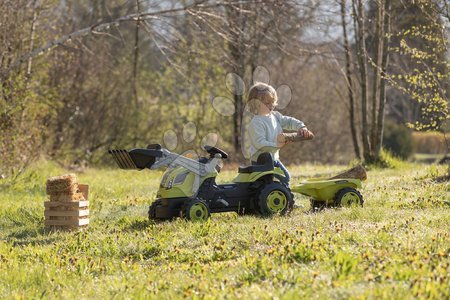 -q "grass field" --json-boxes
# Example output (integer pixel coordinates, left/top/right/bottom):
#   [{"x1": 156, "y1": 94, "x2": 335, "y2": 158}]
[{"x1": 0, "y1": 161, "x2": 449, "y2": 299}]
